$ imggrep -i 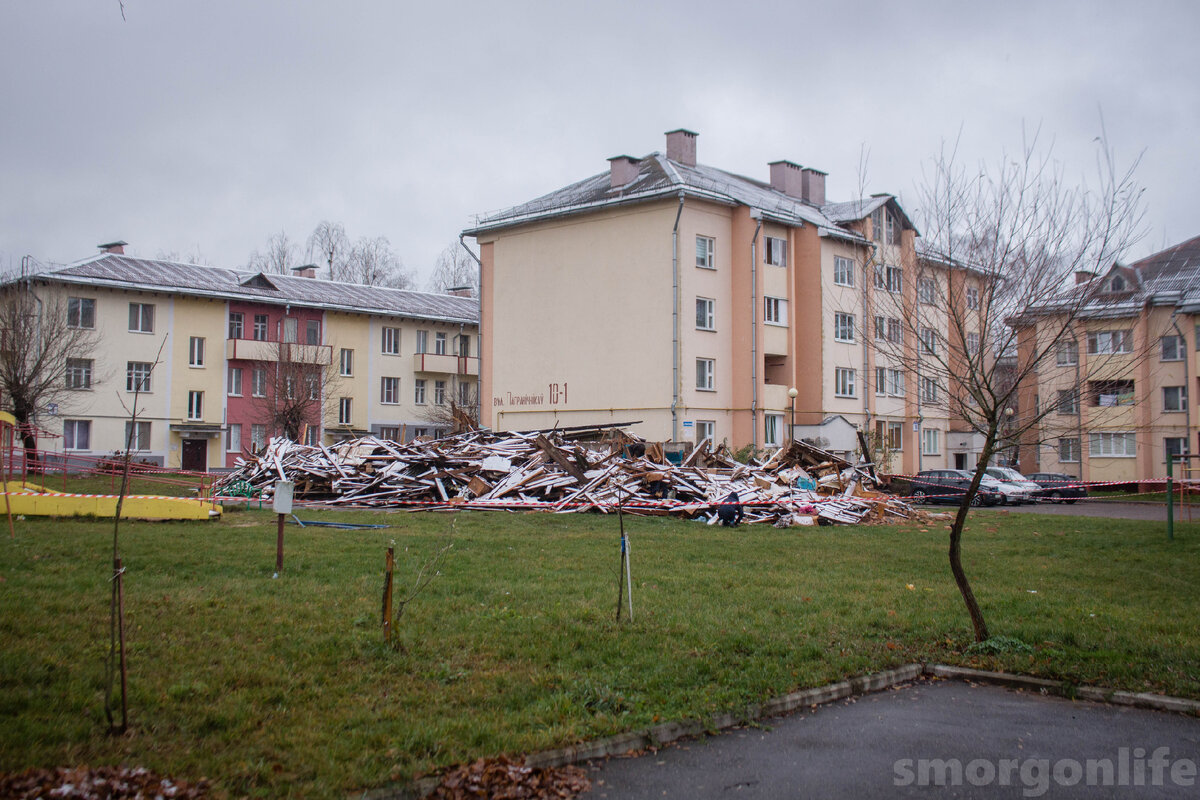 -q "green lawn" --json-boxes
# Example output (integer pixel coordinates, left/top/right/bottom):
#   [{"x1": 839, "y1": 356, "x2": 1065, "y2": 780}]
[{"x1": 1, "y1": 507, "x2": 1197, "y2": 798}]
